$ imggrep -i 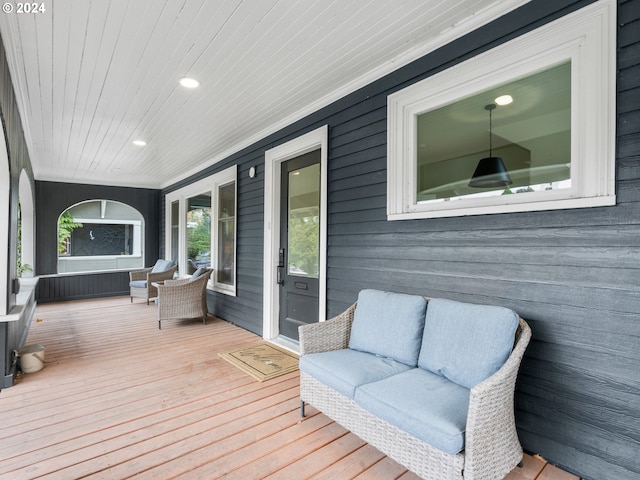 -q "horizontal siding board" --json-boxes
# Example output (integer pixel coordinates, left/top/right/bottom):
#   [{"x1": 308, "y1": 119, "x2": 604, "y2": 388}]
[
  {"x1": 327, "y1": 225, "x2": 640, "y2": 247},
  {"x1": 617, "y1": 87, "x2": 640, "y2": 115},
  {"x1": 330, "y1": 106, "x2": 387, "y2": 139},
  {"x1": 618, "y1": 131, "x2": 640, "y2": 158},
  {"x1": 618, "y1": 109, "x2": 640, "y2": 136},
  {"x1": 617, "y1": 155, "x2": 640, "y2": 180},
  {"x1": 37, "y1": 272, "x2": 131, "y2": 303},
  {"x1": 519, "y1": 370, "x2": 640, "y2": 422},
  {"x1": 618, "y1": 63, "x2": 640, "y2": 92},
  {"x1": 524, "y1": 343, "x2": 640, "y2": 385},
  {"x1": 327, "y1": 265, "x2": 640, "y2": 316},
  {"x1": 516, "y1": 398, "x2": 640, "y2": 477},
  {"x1": 330, "y1": 118, "x2": 387, "y2": 149},
  {"x1": 617, "y1": 177, "x2": 640, "y2": 202},
  {"x1": 328, "y1": 243, "x2": 640, "y2": 273},
  {"x1": 327, "y1": 203, "x2": 640, "y2": 234},
  {"x1": 330, "y1": 146, "x2": 386, "y2": 170},
  {"x1": 329, "y1": 132, "x2": 386, "y2": 160}
]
